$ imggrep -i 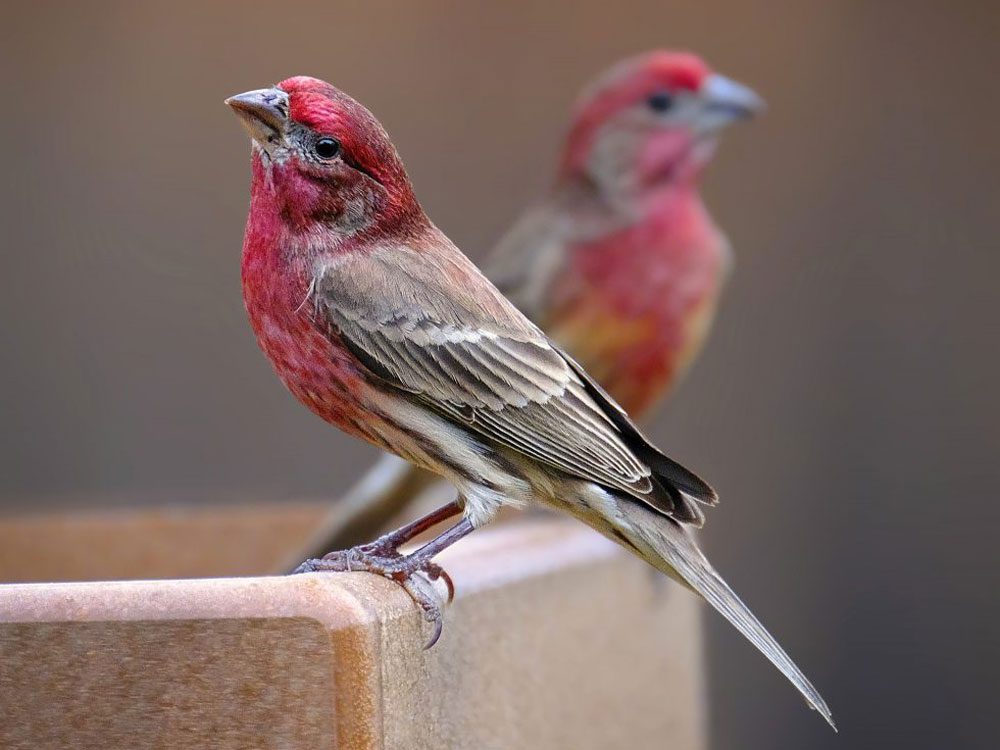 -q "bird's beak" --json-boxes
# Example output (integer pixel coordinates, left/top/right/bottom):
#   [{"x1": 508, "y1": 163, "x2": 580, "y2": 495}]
[
  {"x1": 225, "y1": 87, "x2": 289, "y2": 147},
  {"x1": 698, "y1": 74, "x2": 764, "y2": 128}
]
